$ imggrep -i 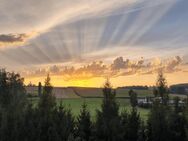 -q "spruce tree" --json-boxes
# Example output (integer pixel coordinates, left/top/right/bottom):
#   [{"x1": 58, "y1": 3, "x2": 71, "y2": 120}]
[
  {"x1": 37, "y1": 74, "x2": 57, "y2": 141},
  {"x1": 38, "y1": 74, "x2": 56, "y2": 114},
  {"x1": 76, "y1": 102, "x2": 92, "y2": 141},
  {"x1": 156, "y1": 71, "x2": 169, "y2": 105},
  {"x1": 127, "y1": 108, "x2": 141, "y2": 141},
  {"x1": 129, "y1": 89, "x2": 138, "y2": 108},
  {"x1": 147, "y1": 100, "x2": 170, "y2": 141},
  {"x1": 168, "y1": 97, "x2": 186, "y2": 141},
  {"x1": 0, "y1": 70, "x2": 26, "y2": 141},
  {"x1": 95, "y1": 79, "x2": 121, "y2": 141},
  {"x1": 38, "y1": 82, "x2": 42, "y2": 97}
]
